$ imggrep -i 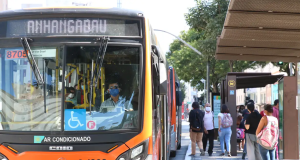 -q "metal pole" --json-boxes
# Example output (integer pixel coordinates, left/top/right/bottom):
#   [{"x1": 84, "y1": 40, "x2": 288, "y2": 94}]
[
  {"x1": 289, "y1": 62, "x2": 293, "y2": 76},
  {"x1": 207, "y1": 61, "x2": 210, "y2": 103},
  {"x1": 89, "y1": 60, "x2": 94, "y2": 115},
  {"x1": 153, "y1": 29, "x2": 202, "y2": 56},
  {"x1": 204, "y1": 80, "x2": 206, "y2": 104}
]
